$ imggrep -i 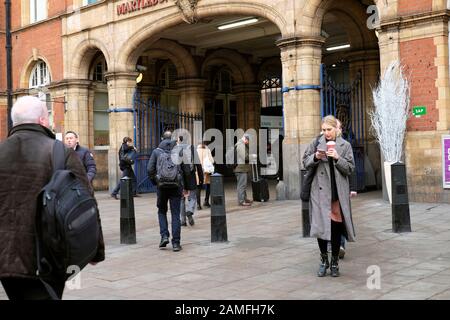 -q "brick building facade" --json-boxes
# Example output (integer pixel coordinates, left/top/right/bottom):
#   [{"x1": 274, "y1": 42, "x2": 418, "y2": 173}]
[{"x1": 0, "y1": 0, "x2": 449, "y2": 203}]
